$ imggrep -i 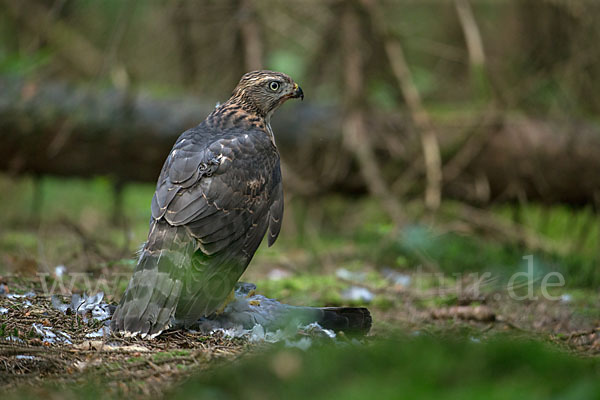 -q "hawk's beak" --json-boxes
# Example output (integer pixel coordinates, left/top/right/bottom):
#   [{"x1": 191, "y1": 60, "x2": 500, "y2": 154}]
[{"x1": 291, "y1": 83, "x2": 304, "y2": 101}]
